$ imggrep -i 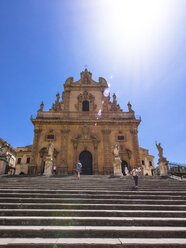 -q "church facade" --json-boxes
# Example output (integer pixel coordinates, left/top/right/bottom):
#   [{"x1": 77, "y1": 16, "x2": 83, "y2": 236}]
[{"x1": 19, "y1": 70, "x2": 154, "y2": 175}]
